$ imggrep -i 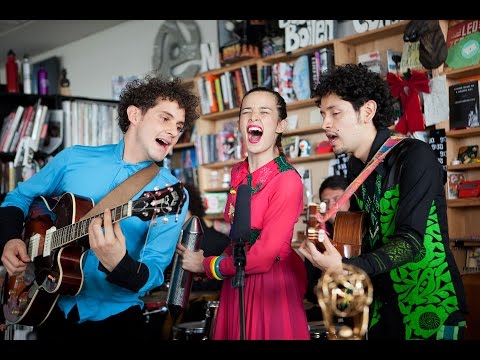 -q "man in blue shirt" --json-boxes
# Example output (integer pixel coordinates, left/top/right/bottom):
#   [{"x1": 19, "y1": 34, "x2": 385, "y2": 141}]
[{"x1": 0, "y1": 76, "x2": 199, "y2": 340}]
